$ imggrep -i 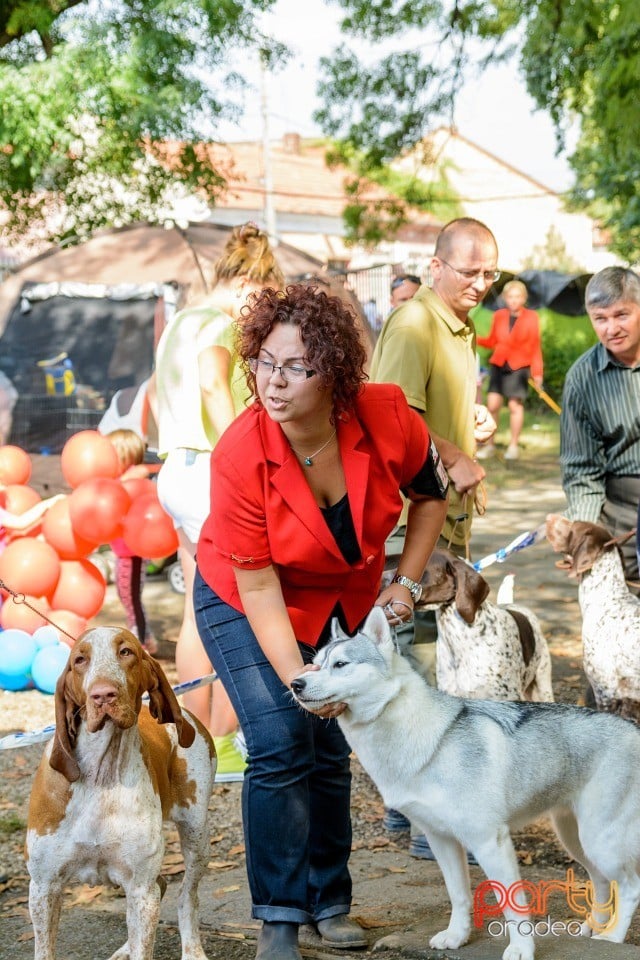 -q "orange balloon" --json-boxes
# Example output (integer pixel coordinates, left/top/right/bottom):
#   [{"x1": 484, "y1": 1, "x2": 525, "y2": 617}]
[
  {"x1": 42, "y1": 496, "x2": 97, "y2": 559},
  {"x1": 60, "y1": 430, "x2": 120, "y2": 488},
  {"x1": 123, "y1": 493, "x2": 179, "y2": 558},
  {"x1": 0, "y1": 445, "x2": 32, "y2": 485},
  {"x1": 3, "y1": 483, "x2": 41, "y2": 513},
  {"x1": 69, "y1": 478, "x2": 131, "y2": 544},
  {"x1": 0, "y1": 594, "x2": 50, "y2": 632},
  {"x1": 50, "y1": 559, "x2": 106, "y2": 620},
  {"x1": 1, "y1": 484, "x2": 43, "y2": 540},
  {"x1": 0, "y1": 538, "x2": 61, "y2": 599},
  {"x1": 48, "y1": 609, "x2": 88, "y2": 647}
]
